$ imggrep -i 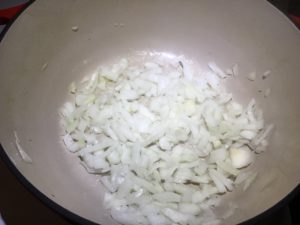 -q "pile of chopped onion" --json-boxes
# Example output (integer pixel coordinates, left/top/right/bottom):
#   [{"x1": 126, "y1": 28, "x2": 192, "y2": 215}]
[{"x1": 61, "y1": 56, "x2": 273, "y2": 225}]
